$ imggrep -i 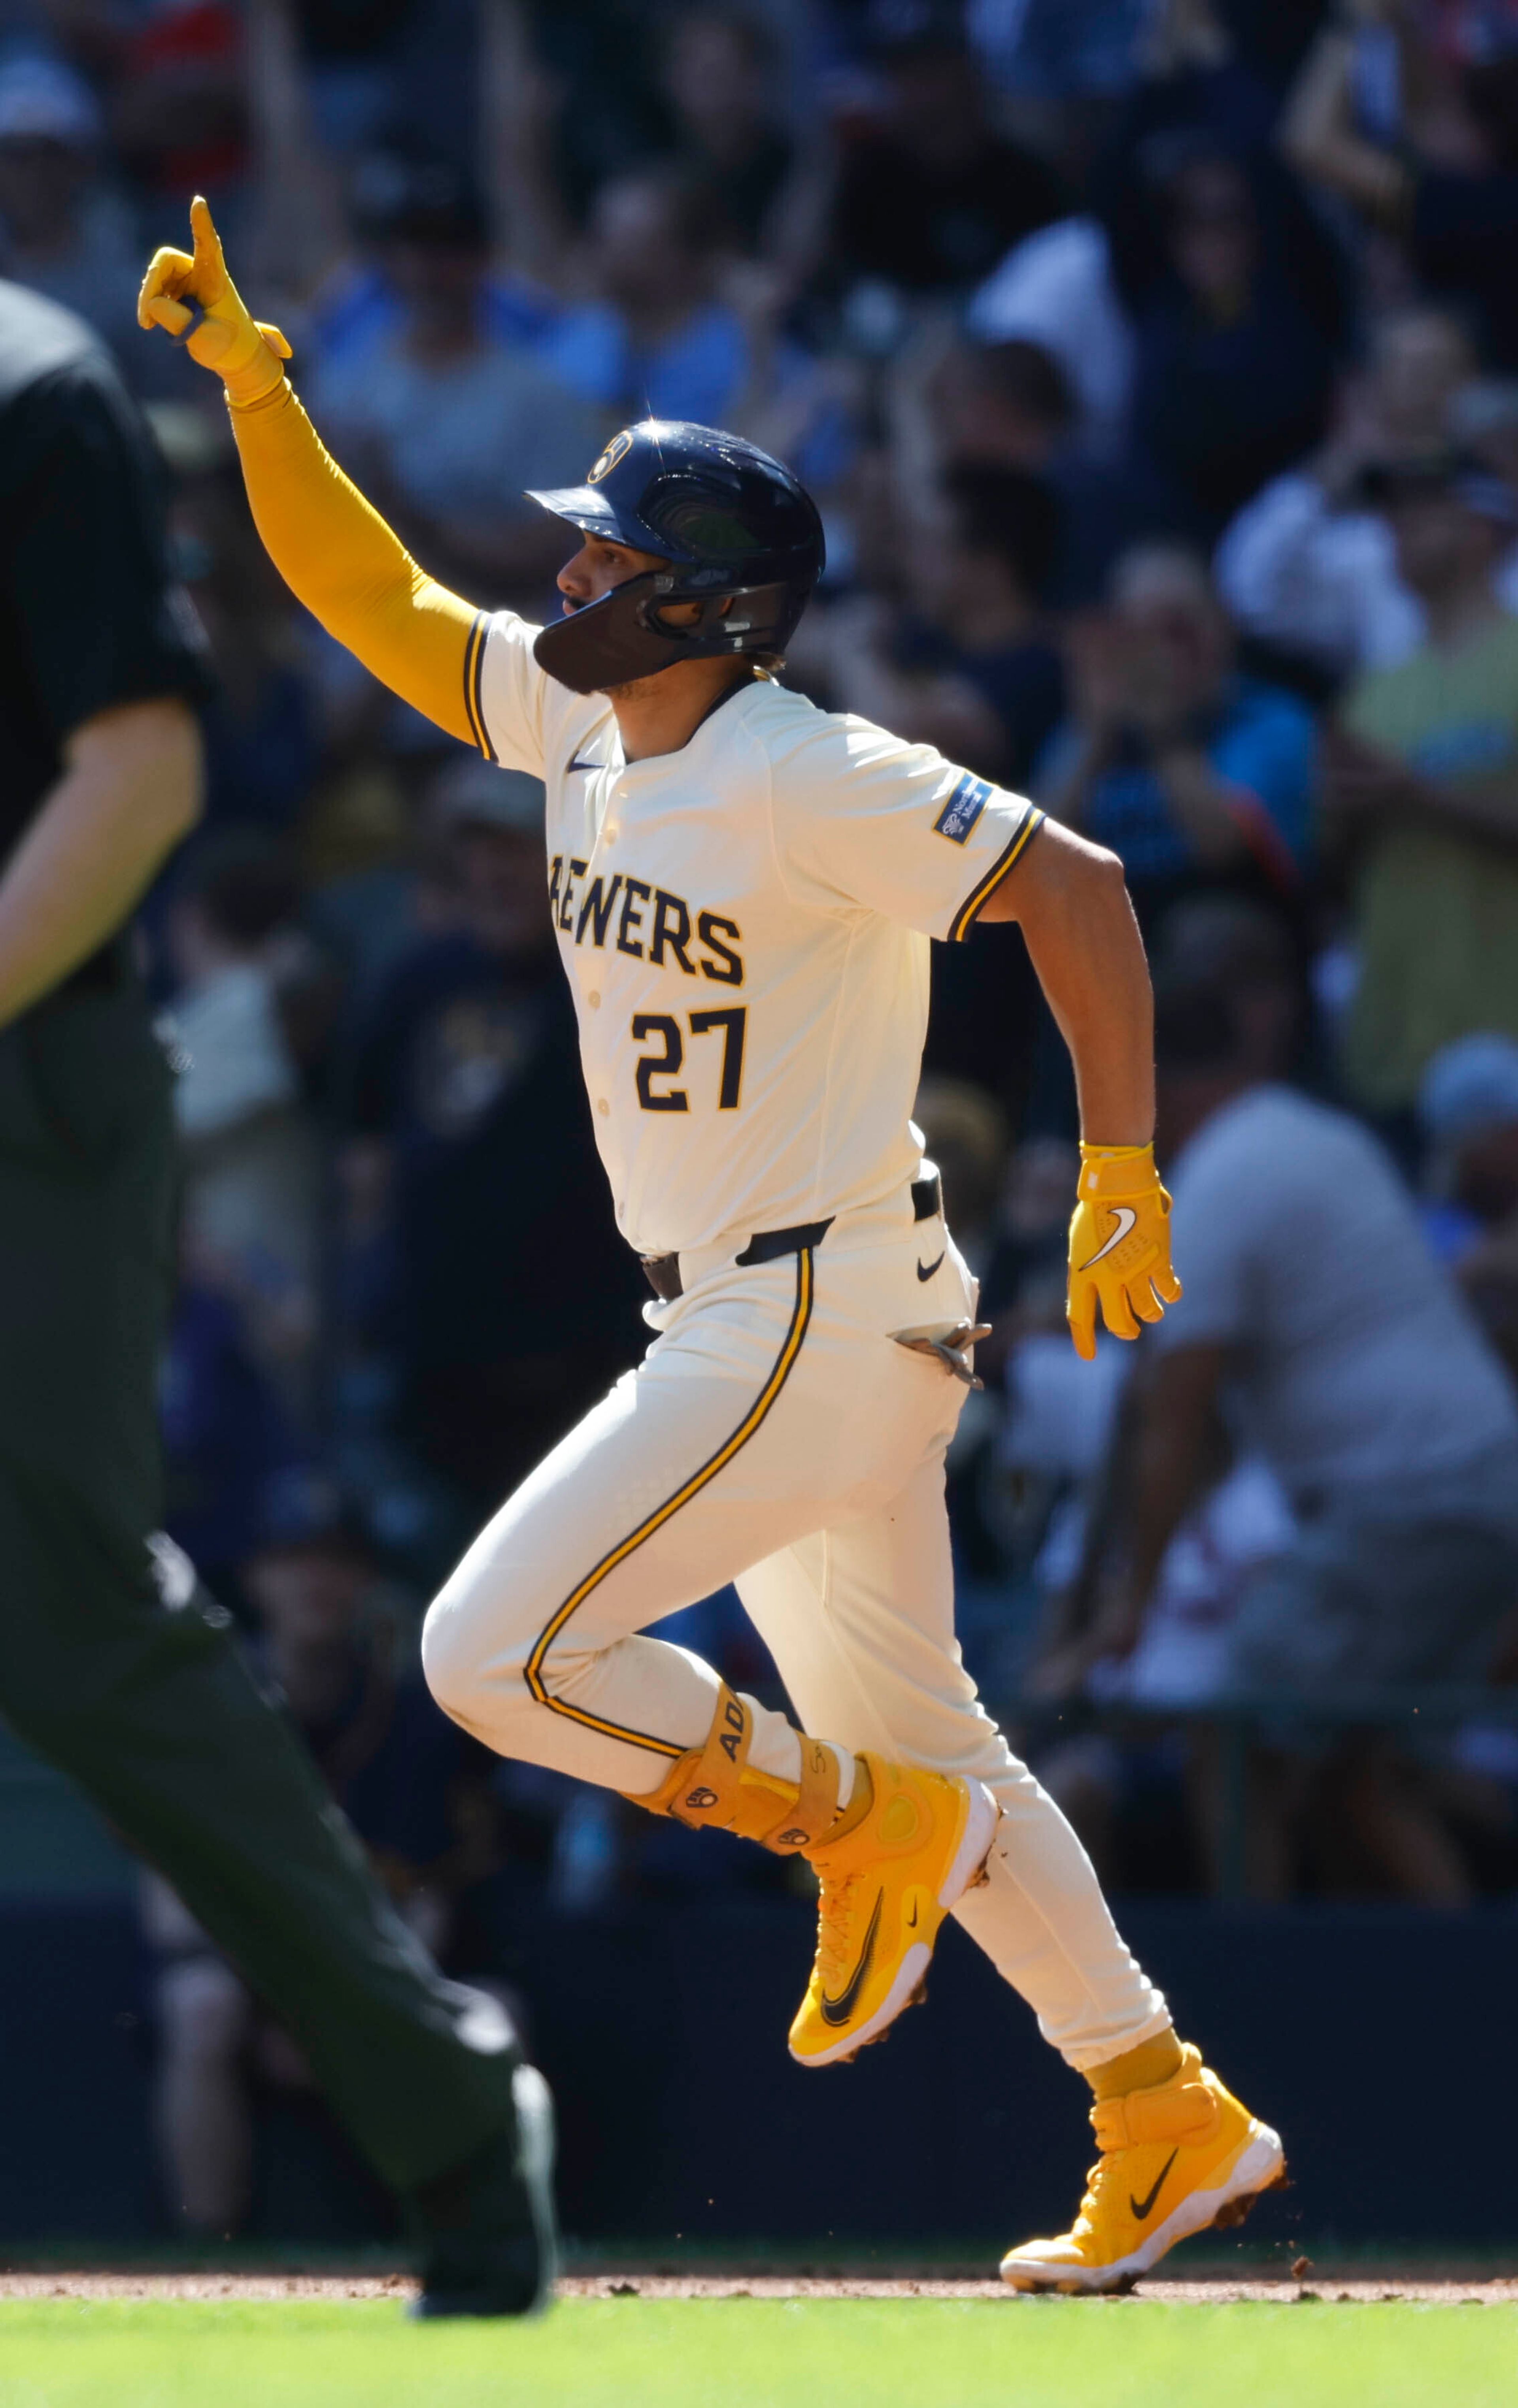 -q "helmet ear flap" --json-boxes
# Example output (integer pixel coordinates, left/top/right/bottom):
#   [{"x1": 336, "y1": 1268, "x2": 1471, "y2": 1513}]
[{"x1": 534, "y1": 570, "x2": 810, "y2": 694}]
